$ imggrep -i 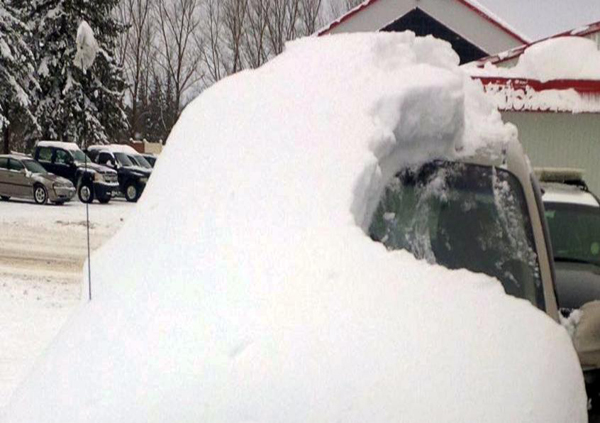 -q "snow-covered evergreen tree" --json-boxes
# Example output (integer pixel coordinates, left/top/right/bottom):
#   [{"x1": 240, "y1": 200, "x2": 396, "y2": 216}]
[
  {"x1": 22, "y1": 0, "x2": 128, "y2": 145},
  {"x1": 0, "y1": 3, "x2": 37, "y2": 153}
]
